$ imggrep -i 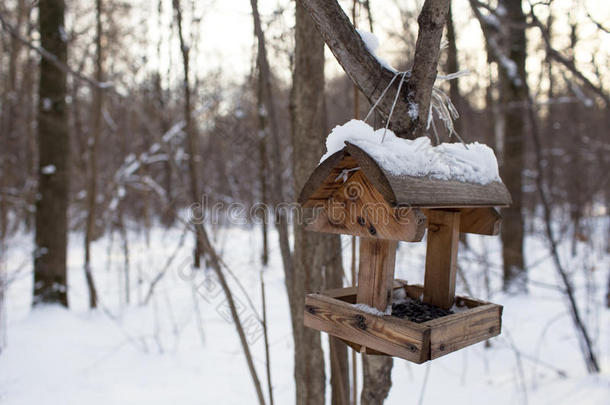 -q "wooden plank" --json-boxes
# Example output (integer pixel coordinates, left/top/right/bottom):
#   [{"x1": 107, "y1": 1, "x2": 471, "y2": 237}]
[
  {"x1": 356, "y1": 238, "x2": 398, "y2": 311},
  {"x1": 402, "y1": 283, "x2": 491, "y2": 308},
  {"x1": 339, "y1": 338, "x2": 390, "y2": 355},
  {"x1": 343, "y1": 143, "x2": 397, "y2": 206},
  {"x1": 305, "y1": 170, "x2": 427, "y2": 241},
  {"x1": 458, "y1": 207, "x2": 502, "y2": 235},
  {"x1": 425, "y1": 304, "x2": 502, "y2": 359},
  {"x1": 386, "y1": 174, "x2": 512, "y2": 208},
  {"x1": 423, "y1": 210, "x2": 461, "y2": 310},
  {"x1": 306, "y1": 205, "x2": 426, "y2": 241},
  {"x1": 346, "y1": 143, "x2": 512, "y2": 207},
  {"x1": 304, "y1": 293, "x2": 430, "y2": 363},
  {"x1": 299, "y1": 152, "x2": 359, "y2": 207},
  {"x1": 321, "y1": 285, "x2": 359, "y2": 302}
]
